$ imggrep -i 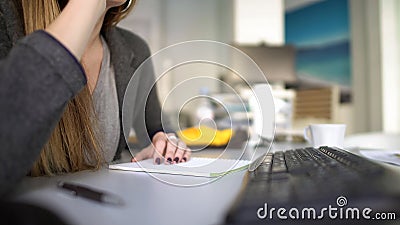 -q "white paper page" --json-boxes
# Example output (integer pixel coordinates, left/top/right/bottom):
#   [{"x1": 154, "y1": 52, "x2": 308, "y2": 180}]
[
  {"x1": 360, "y1": 150, "x2": 400, "y2": 166},
  {"x1": 109, "y1": 157, "x2": 251, "y2": 177}
]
